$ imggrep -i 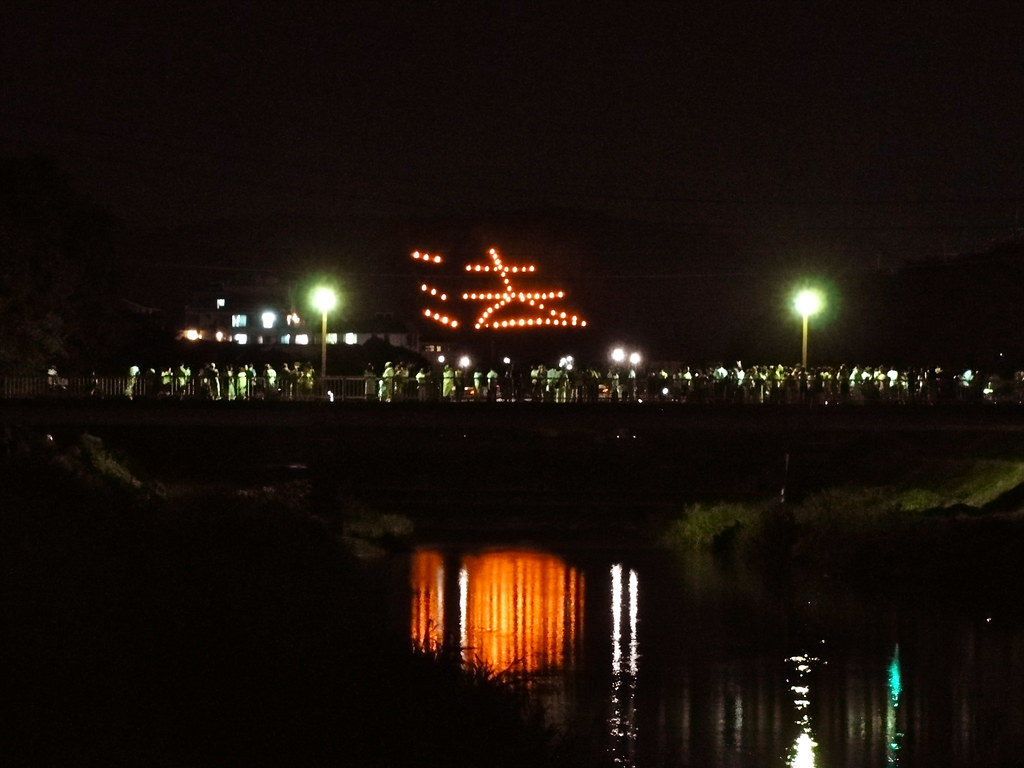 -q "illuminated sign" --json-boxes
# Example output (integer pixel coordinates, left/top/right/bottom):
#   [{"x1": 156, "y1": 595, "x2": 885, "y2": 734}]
[{"x1": 411, "y1": 247, "x2": 588, "y2": 330}]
